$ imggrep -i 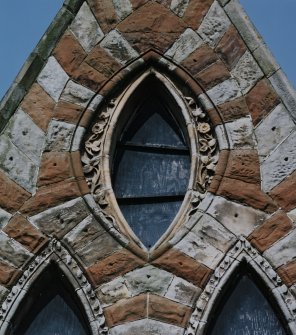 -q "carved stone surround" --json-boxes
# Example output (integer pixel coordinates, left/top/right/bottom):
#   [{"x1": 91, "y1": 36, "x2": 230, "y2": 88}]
[
  {"x1": 185, "y1": 237, "x2": 296, "y2": 335},
  {"x1": 0, "y1": 239, "x2": 109, "y2": 335},
  {"x1": 81, "y1": 69, "x2": 219, "y2": 251}
]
